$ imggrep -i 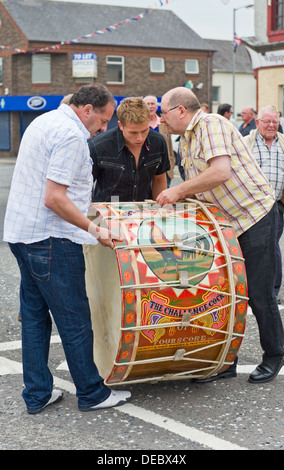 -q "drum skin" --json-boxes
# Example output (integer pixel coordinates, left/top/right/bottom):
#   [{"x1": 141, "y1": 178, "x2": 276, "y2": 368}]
[{"x1": 84, "y1": 201, "x2": 248, "y2": 385}]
